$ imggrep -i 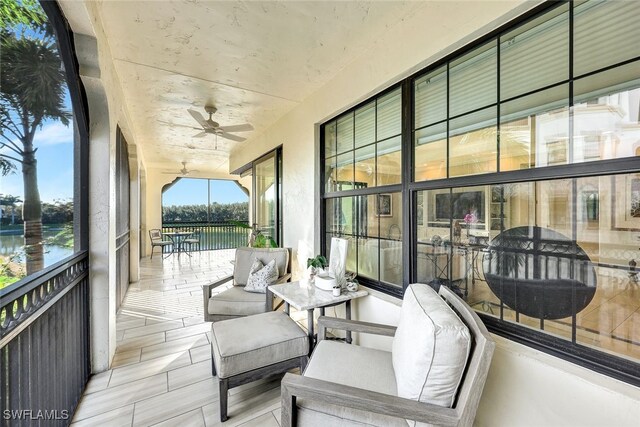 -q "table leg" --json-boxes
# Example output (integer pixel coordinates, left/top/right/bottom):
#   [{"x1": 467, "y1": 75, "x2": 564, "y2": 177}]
[
  {"x1": 346, "y1": 300, "x2": 352, "y2": 344},
  {"x1": 307, "y1": 309, "x2": 314, "y2": 354},
  {"x1": 284, "y1": 302, "x2": 290, "y2": 315},
  {"x1": 319, "y1": 307, "x2": 325, "y2": 316}
]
